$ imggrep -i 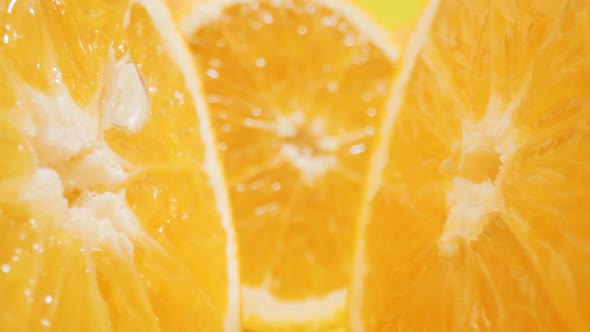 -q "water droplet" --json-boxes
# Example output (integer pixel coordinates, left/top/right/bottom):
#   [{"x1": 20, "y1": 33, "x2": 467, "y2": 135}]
[
  {"x1": 262, "y1": 12, "x2": 273, "y2": 24},
  {"x1": 235, "y1": 183, "x2": 245, "y2": 192},
  {"x1": 349, "y1": 144, "x2": 366, "y2": 155},
  {"x1": 304, "y1": 3, "x2": 316, "y2": 14},
  {"x1": 15, "y1": 247, "x2": 22, "y2": 254},
  {"x1": 321, "y1": 15, "x2": 338, "y2": 27},
  {"x1": 206, "y1": 68, "x2": 219, "y2": 79},
  {"x1": 11, "y1": 255, "x2": 19, "y2": 262},
  {"x1": 40, "y1": 318, "x2": 51, "y2": 327},
  {"x1": 44, "y1": 295, "x2": 53, "y2": 304},
  {"x1": 6, "y1": 1, "x2": 16, "y2": 13},
  {"x1": 208, "y1": 95, "x2": 222, "y2": 103},
  {"x1": 327, "y1": 81, "x2": 338, "y2": 92},
  {"x1": 255, "y1": 207, "x2": 265, "y2": 215},
  {"x1": 353, "y1": 54, "x2": 369, "y2": 65},
  {"x1": 244, "y1": 118, "x2": 255, "y2": 127},
  {"x1": 297, "y1": 25, "x2": 307, "y2": 35},
  {"x1": 255, "y1": 58, "x2": 266, "y2": 67},
  {"x1": 336, "y1": 21, "x2": 348, "y2": 32},
  {"x1": 366, "y1": 107, "x2": 377, "y2": 117},
  {"x1": 218, "y1": 142, "x2": 228, "y2": 151},
  {"x1": 32, "y1": 243, "x2": 40, "y2": 251},
  {"x1": 364, "y1": 126, "x2": 375, "y2": 135},
  {"x1": 209, "y1": 58, "x2": 222, "y2": 68},
  {"x1": 376, "y1": 81, "x2": 388, "y2": 95},
  {"x1": 271, "y1": 182, "x2": 281, "y2": 191},
  {"x1": 344, "y1": 34, "x2": 355, "y2": 47},
  {"x1": 1, "y1": 264, "x2": 10, "y2": 273}
]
